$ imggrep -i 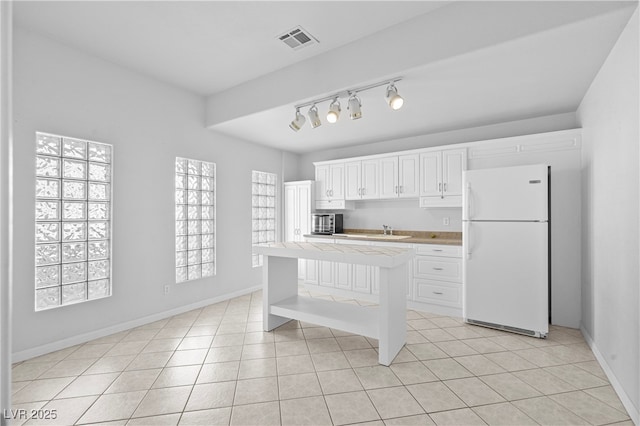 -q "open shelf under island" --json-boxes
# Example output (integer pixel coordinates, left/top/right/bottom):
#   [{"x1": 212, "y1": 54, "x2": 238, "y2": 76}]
[{"x1": 253, "y1": 241, "x2": 415, "y2": 365}]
